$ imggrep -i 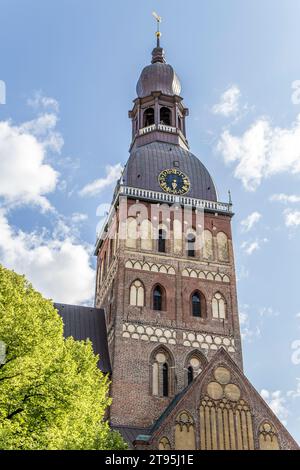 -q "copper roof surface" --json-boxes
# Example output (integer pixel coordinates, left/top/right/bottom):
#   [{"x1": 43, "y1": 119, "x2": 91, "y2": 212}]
[{"x1": 123, "y1": 141, "x2": 218, "y2": 202}]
